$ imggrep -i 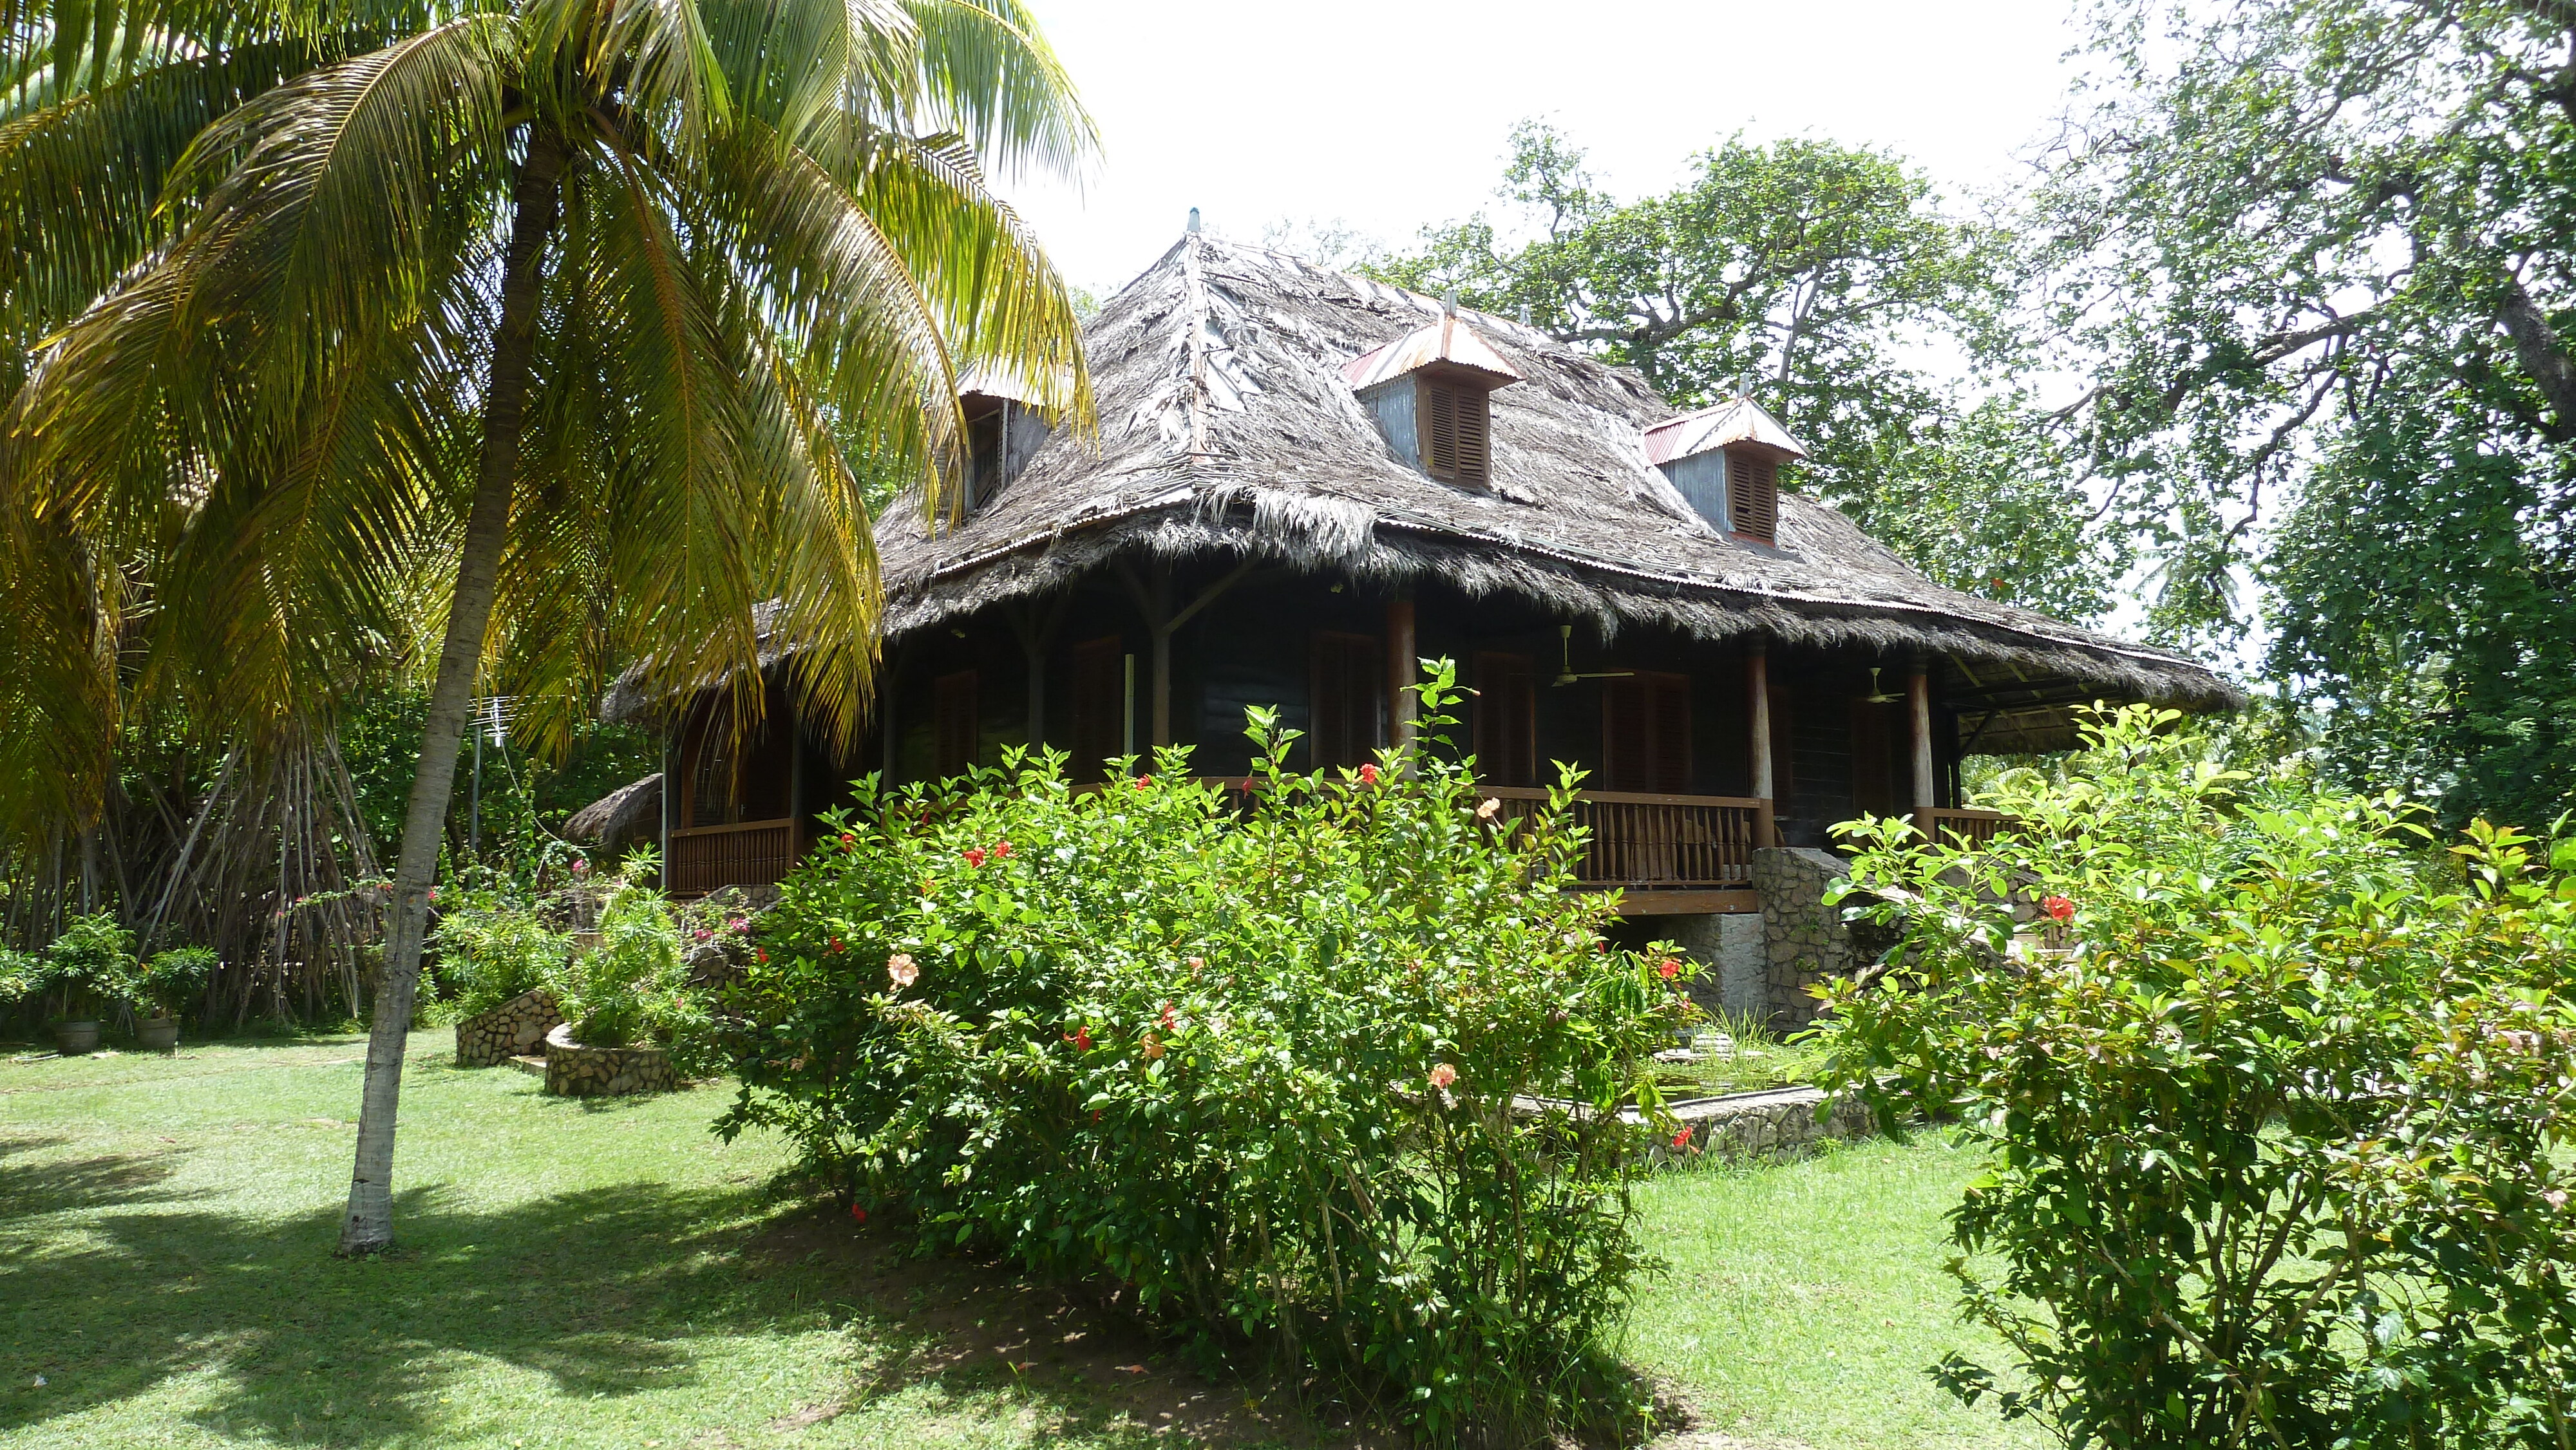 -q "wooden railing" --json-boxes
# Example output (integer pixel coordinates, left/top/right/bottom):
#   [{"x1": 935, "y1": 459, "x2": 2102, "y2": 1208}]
[
  {"x1": 1913, "y1": 807, "x2": 2020, "y2": 851},
  {"x1": 668, "y1": 818, "x2": 798, "y2": 897},
  {"x1": 1479, "y1": 788, "x2": 1772, "y2": 890}
]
